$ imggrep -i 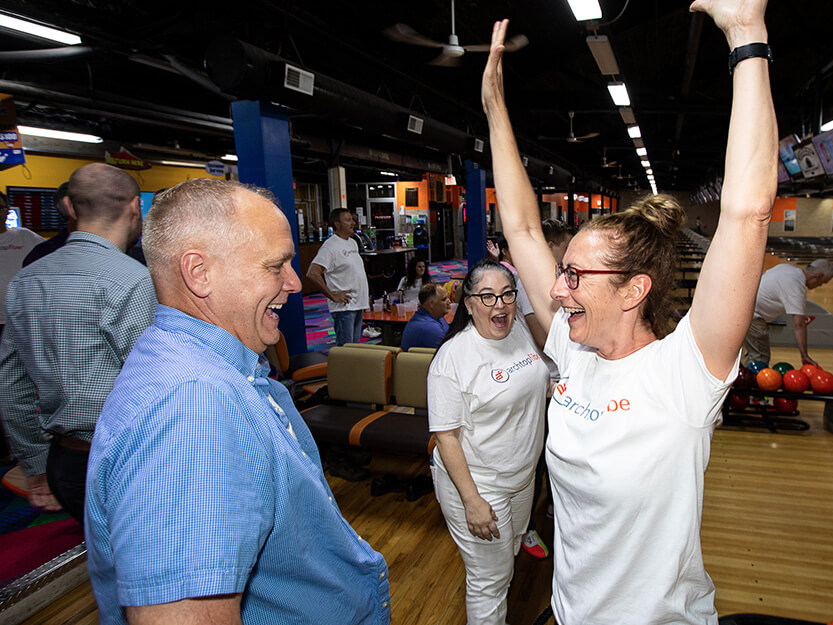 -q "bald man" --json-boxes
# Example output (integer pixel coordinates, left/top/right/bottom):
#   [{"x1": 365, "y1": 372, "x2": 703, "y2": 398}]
[
  {"x1": 0, "y1": 163, "x2": 155, "y2": 521},
  {"x1": 85, "y1": 179, "x2": 390, "y2": 625}
]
